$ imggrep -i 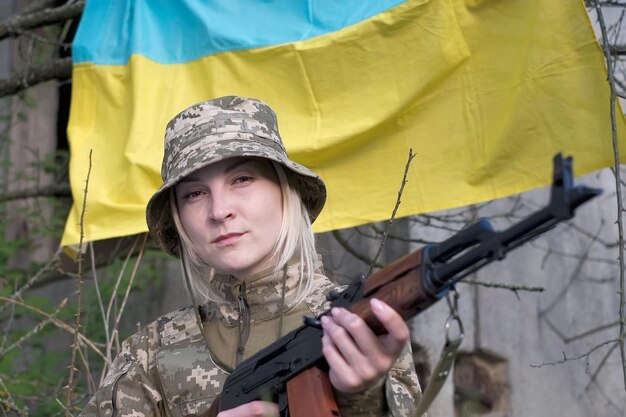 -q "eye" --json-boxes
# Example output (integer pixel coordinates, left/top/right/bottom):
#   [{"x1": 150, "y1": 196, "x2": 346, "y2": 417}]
[
  {"x1": 181, "y1": 190, "x2": 204, "y2": 200},
  {"x1": 233, "y1": 175, "x2": 253, "y2": 185}
]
